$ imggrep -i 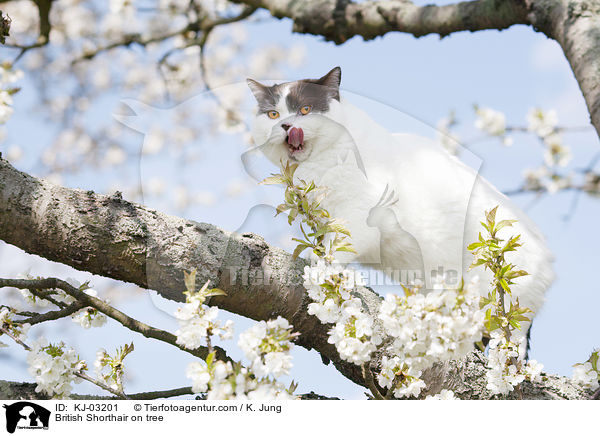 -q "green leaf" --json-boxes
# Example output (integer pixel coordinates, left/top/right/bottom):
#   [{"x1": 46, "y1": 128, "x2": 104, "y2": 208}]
[
  {"x1": 291, "y1": 237, "x2": 309, "y2": 247},
  {"x1": 485, "y1": 207, "x2": 498, "y2": 234},
  {"x1": 469, "y1": 258, "x2": 487, "y2": 270},
  {"x1": 495, "y1": 219, "x2": 517, "y2": 232},
  {"x1": 205, "y1": 351, "x2": 215, "y2": 368},
  {"x1": 120, "y1": 342, "x2": 135, "y2": 359},
  {"x1": 486, "y1": 316, "x2": 501, "y2": 332},
  {"x1": 506, "y1": 269, "x2": 529, "y2": 280},
  {"x1": 183, "y1": 269, "x2": 197, "y2": 293},
  {"x1": 288, "y1": 380, "x2": 298, "y2": 394},
  {"x1": 204, "y1": 288, "x2": 227, "y2": 298},
  {"x1": 301, "y1": 198, "x2": 309, "y2": 212},
  {"x1": 292, "y1": 244, "x2": 309, "y2": 259},
  {"x1": 260, "y1": 175, "x2": 285, "y2": 185},
  {"x1": 328, "y1": 223, "x2": 352, "y2": 237},
  {"x1": 467, "y1": 242, "x2": 484, "y2": 251},
  {"x1": 276, "y1": 204, "x2": 290, "y2": 215},
  {"x1": 335, "y1": 246, "x2": 357, "y2": 253},
  {"x1": 508, "y1": 318, "x2": 521, "y2": 330},
  {"x1": 510, "y1": 314, "x2": 531, "y2": 323},
  {"x1": 288, "y1": 208, "x2": 298, "y2": 224}
]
